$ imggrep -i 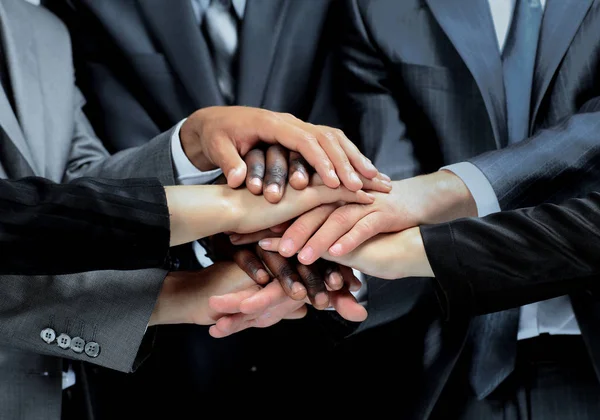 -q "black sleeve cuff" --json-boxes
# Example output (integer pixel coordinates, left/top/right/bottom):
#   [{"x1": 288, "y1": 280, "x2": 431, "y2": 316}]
[{"x1": 419, "y1": 223, "x2": 474, "y2": 322}]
